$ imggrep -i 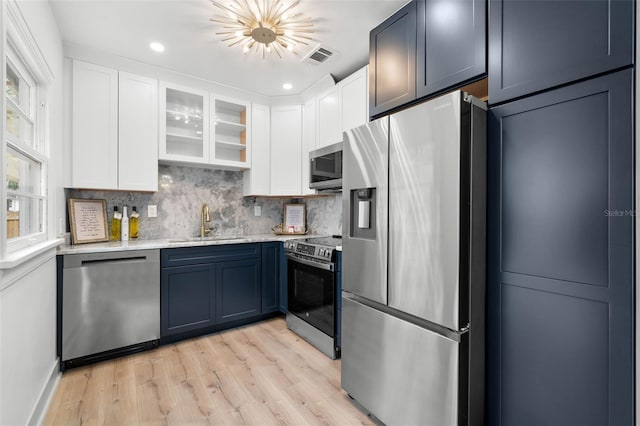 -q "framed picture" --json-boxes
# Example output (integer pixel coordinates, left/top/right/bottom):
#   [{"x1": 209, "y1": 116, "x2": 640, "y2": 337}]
[
  {"x1": 284, "y1": 203, "x2": 306, "y2": 234},
  {"x1": 68, "y1": 198, "x2": 109, "y2": 244}
]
